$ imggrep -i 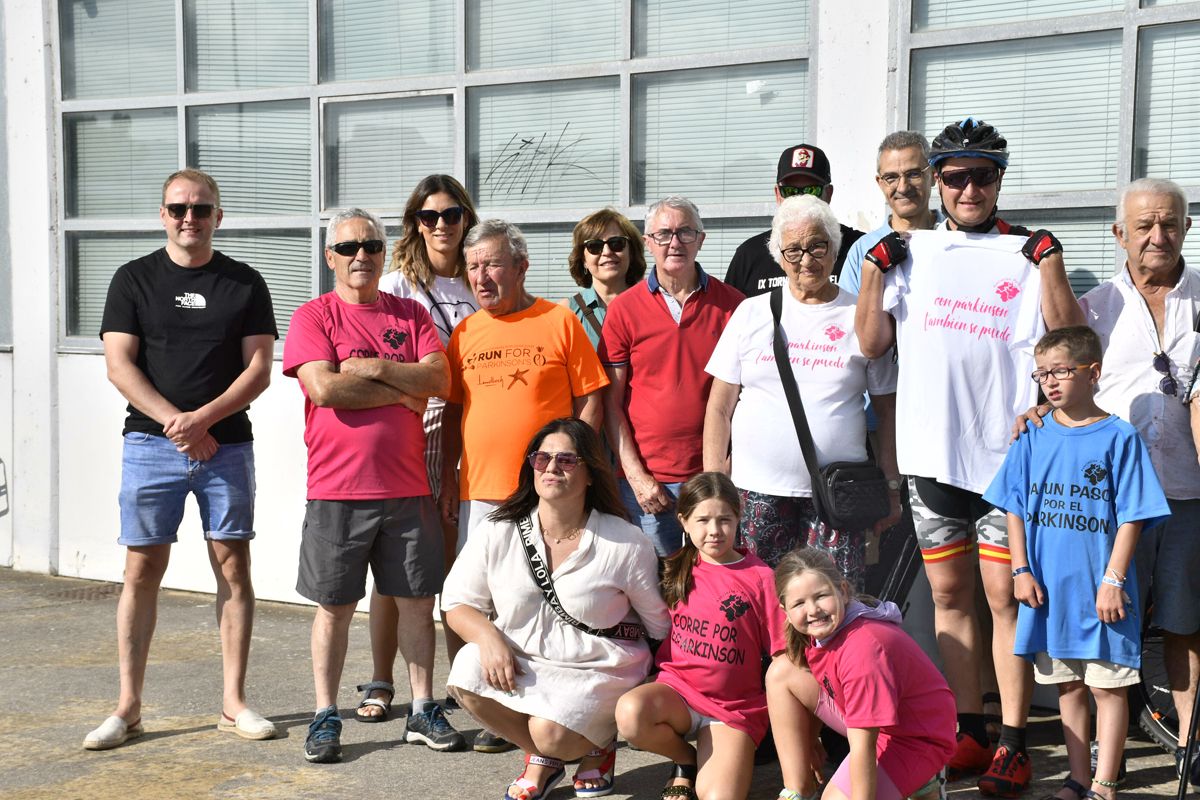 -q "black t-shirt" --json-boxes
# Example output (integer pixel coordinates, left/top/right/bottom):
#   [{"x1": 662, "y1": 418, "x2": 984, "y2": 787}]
[
  {"x1": 99, "y1": 248, "x2": 278, "y2": 444},
  {"x1": 723, "y1": 224, "x2": 866, "y2": 298}
]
